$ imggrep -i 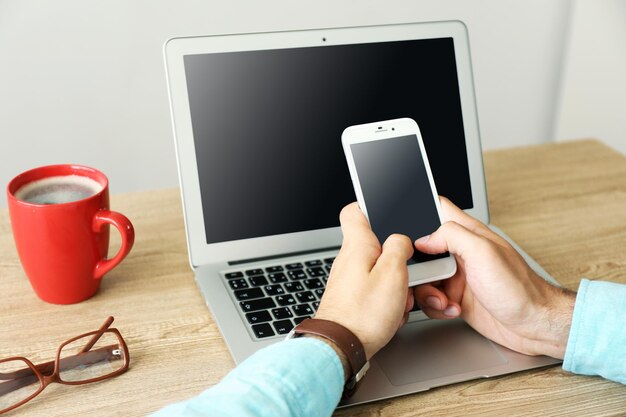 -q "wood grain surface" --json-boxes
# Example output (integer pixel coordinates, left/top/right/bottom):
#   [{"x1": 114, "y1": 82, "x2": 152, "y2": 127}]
[{"x1": 0, "y1": 139, "x2": 624, "y2": 416}]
